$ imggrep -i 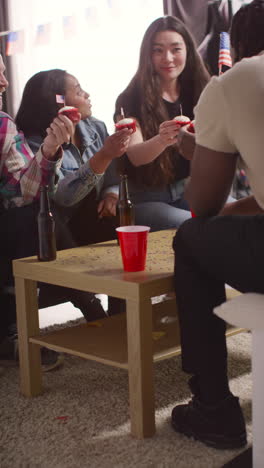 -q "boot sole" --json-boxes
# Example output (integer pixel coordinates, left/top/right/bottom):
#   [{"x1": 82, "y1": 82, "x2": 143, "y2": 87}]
[
  {"x1": 171, "y1": 419, "x2": 247, "y2": 450},
  {"x1": 42, "y1": 353, "x2": 65, "y2": 373}
]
